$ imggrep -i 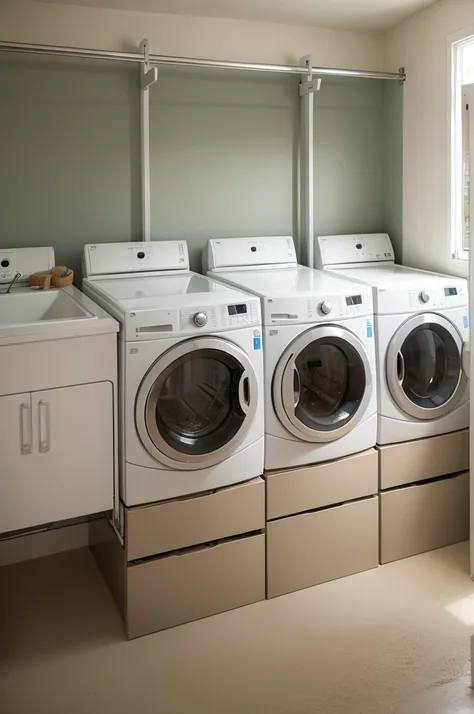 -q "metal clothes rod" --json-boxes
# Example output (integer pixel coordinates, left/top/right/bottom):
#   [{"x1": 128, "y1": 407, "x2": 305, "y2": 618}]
[{"x1": 0, "y1": 41, "x2": 405, "y2": 82}]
